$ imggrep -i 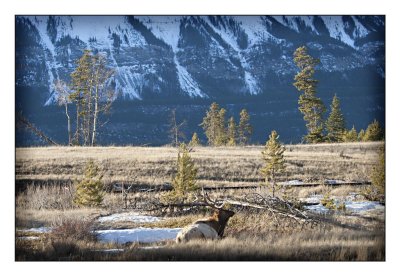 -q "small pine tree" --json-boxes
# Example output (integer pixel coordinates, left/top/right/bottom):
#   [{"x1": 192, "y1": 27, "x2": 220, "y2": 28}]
[
  {"x1": 238, "y1": 109, "x2": 253, "y2": 145},
  {"x1": 326, "y1": 94, "x2": 346, "y2": 142},
  {"x1": 189, "y1": 132, "x2": 201, "y2": 147},
  {"x1": 358, "y1": 129, "x2": 365, "y2": 141},
  {"x1": 260, "y1": 130, "x2": 286, "y2": 197},
  {"x1": 227, "y1": 116, "x2": 237, "y2": 146},
  {"x1": 363, "y1": 146, "x2": 385, "y2": 202},
  {"x1": 342, "y1": 126, "x2": 358, "y2": 142},
  {"x1": 73, "y1": 160, "x2": 104, "y2": 207},
  {"x1": 166, "y1": 143, "x2": 199, "y2": 203},
  {"x1": 363, "y1": 119, "x2": 384, "y2": 141}
]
